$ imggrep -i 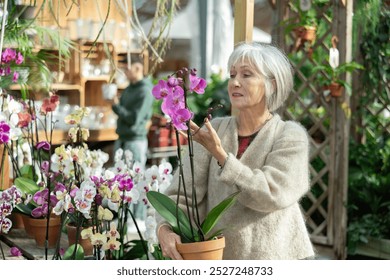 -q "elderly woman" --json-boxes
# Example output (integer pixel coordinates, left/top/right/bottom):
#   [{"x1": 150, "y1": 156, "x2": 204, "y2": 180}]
[{"x1": 157, "y1": 42, "x2": 314, "y2": 260}]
